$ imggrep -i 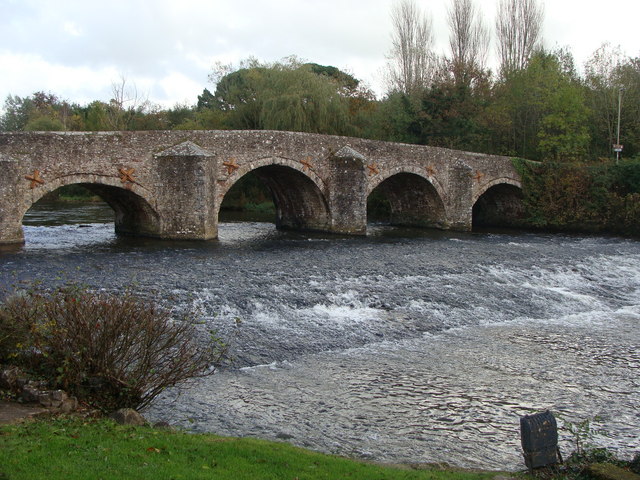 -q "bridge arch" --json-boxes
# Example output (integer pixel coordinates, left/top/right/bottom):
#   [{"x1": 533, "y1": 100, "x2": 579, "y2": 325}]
[
  {"x1": 472, "y1": 177, "x2": 522, "y2": 205},
  {"x1": 20, "y1": 174, "x2": 161, "y2": 237},
  {"x1": 367, "y1": 167, "x2": 447, "y2": 228},
  {"x1": 472, "y1": 178, "x2": 524, "y2": 229},
  {"x1": 216, "y1": 157, "x2": 330, "y2": 232}
]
